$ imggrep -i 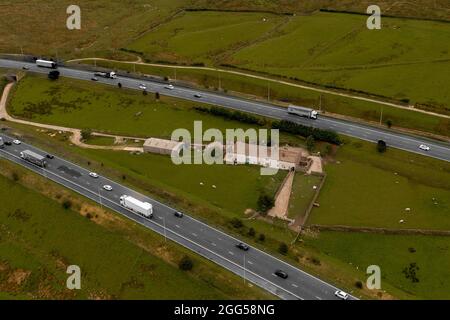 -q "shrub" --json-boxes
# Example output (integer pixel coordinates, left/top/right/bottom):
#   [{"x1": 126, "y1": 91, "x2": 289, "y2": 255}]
[
  {"x1": 258, "y1": 234, "x2": 266, "y2": 242},
  {"x1": 248, "y1": 228, "x2": 256, "y2": 237},
  {"x1": 377, "y1": 140, "x2": 387, "y2": 153},
  {"x1": 278, "y1": 243, "x2": 288, "y2": 255},
  {"x1": 355, "y1": 280, "x2": 363, "y2": 289},
  {"x1": 80, "y1": 129, "x2": 92, "y2": 141},
  {"x1": 12, "y1": 172, "x2": 19, "y2": 181},
  {"x1": 230, "y1": 218, "x2": 243, "y2": 229},
  {"x1": 178, "y1": 256, "x2": 193, "y2": 271},
  {"x1": 62, "y1": 199, "x2": 72, "y2": 210},
  {"x1": 257, "y1": 193, "x2": 274, "y2": 214}
]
